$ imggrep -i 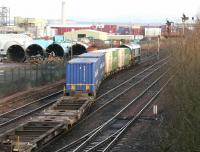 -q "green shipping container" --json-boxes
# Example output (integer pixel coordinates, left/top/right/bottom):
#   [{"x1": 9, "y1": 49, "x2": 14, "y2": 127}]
[
  {"x1": 111, "y1": 49, "x2": 119, "y2": 71},
  {"x1": 124, "y1": 48, "x2": 131, "y2": 66}
]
